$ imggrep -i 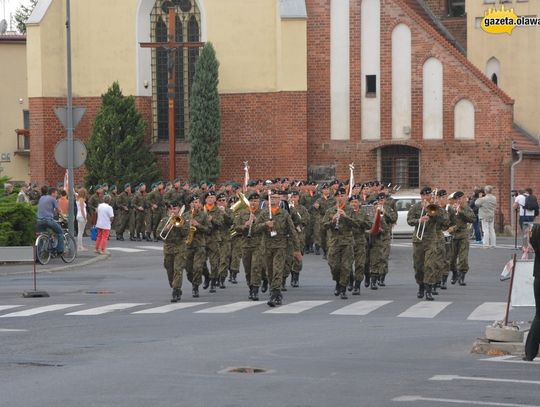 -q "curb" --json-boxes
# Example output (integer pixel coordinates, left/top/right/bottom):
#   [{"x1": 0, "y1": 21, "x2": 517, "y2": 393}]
[{"x1": 0, "y1": 254, "x2": 110, "y2": 276}]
